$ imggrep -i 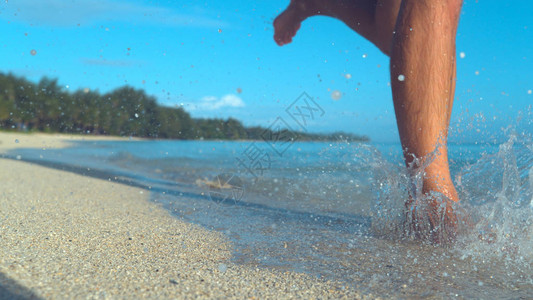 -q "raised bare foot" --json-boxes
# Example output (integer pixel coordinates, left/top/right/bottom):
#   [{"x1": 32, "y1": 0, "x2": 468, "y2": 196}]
[{"x1": 273, "y1": 0, "x2": 319, "y2": 46}]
